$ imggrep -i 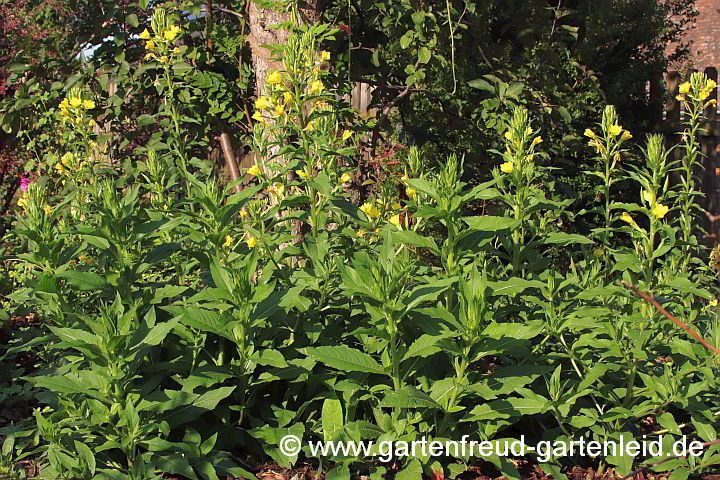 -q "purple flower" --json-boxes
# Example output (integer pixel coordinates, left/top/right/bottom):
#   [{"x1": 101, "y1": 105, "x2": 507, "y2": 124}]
[{"x1": 20, "y1": 177, "x2": 30, "y2": 192}]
